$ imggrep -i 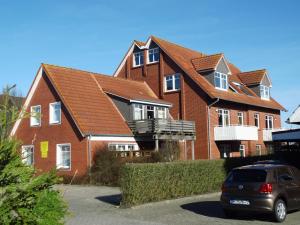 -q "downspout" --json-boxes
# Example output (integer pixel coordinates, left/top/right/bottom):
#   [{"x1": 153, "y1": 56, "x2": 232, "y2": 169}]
[
  {"x1": 87, "y1": 134, "x2": 92, "y2": 179},
  {"x1": 207, "y1": 98, "x2": 220, "y2": 160}
]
